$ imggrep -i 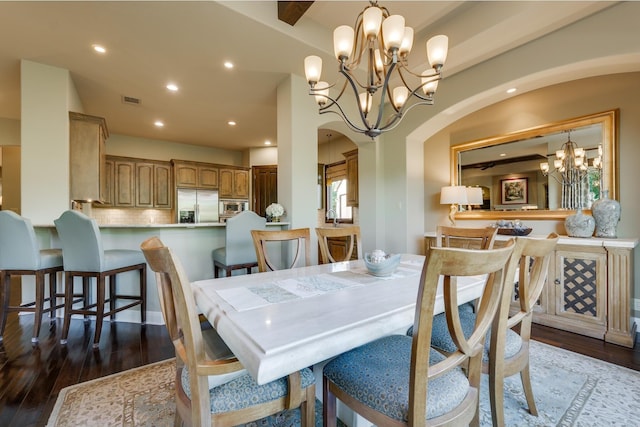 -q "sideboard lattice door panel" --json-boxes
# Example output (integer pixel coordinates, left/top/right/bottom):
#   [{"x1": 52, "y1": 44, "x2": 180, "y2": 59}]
[{"x1": 555, "y1": 248, "x2": 606, "y2": 329}]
